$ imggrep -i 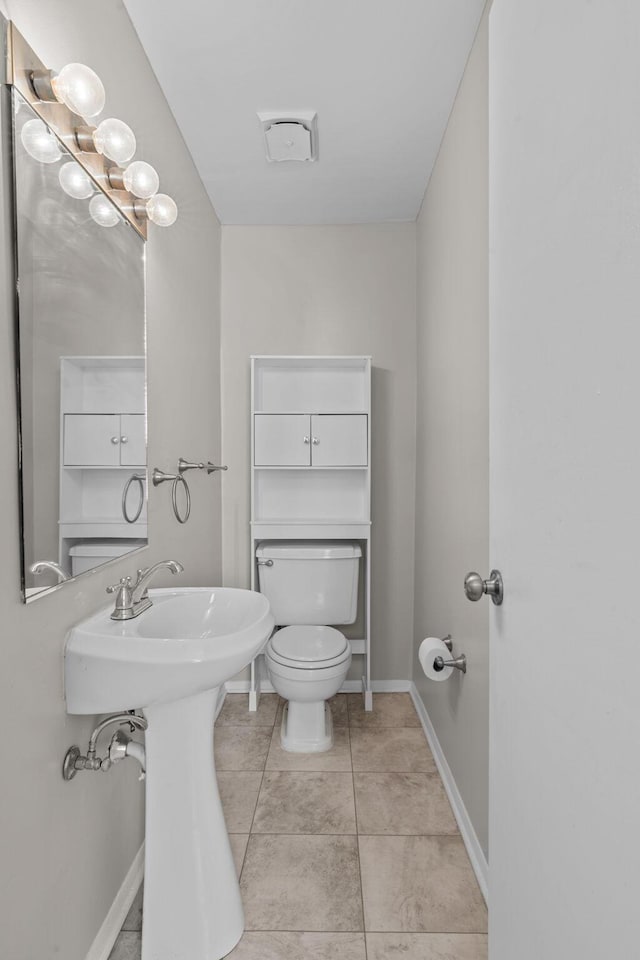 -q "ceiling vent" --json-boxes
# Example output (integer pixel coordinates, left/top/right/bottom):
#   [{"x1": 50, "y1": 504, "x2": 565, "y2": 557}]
[{"x1": 257, "y1": 111, "x2": 318, "y2": 163}]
